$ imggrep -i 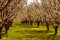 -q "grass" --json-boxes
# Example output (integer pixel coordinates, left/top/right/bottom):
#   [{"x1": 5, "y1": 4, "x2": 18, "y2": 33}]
[{"x1": 1, "y1": 22, "x2": 60, "y2": 40}]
